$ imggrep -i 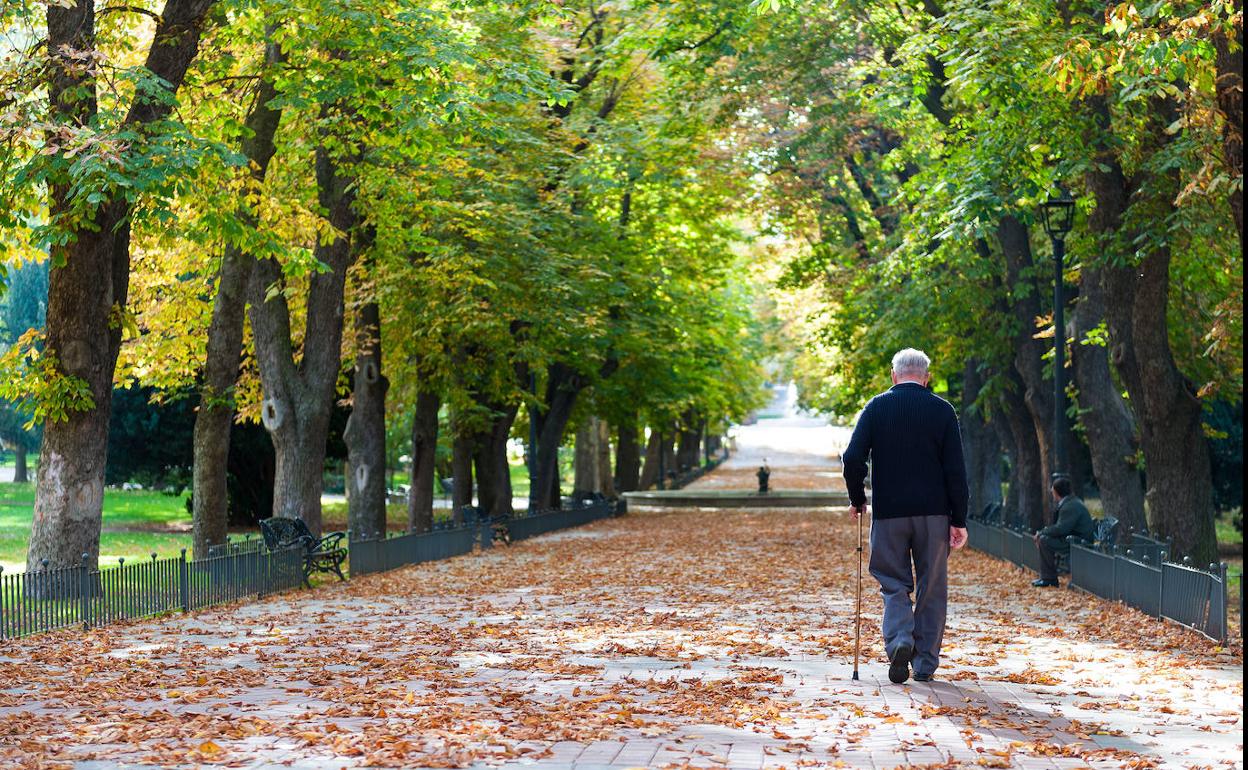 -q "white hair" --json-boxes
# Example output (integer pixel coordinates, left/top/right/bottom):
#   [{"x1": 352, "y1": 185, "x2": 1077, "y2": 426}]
[{"x1": 891, "y1": 348, "x2": 931, "y2": 378}]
